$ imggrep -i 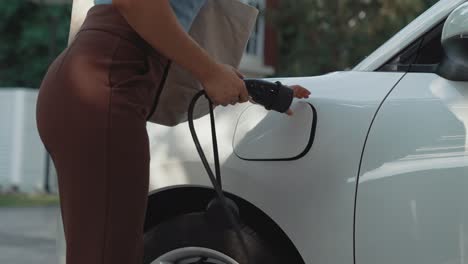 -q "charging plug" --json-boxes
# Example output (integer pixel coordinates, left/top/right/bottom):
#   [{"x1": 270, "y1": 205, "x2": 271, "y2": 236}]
[{"x1": 244, "y1": 79, "x2": 294, "y2": 113}]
